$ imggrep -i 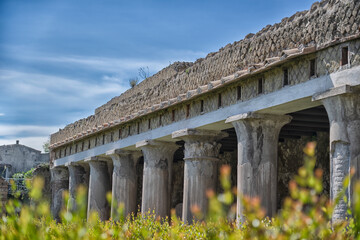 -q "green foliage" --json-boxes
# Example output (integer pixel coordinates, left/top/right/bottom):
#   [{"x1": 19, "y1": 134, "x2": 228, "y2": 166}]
[
  {"x1": 12, "y1": 172, "x2": 25, "y2": 179},
  {"x1": 11, "y1": 168, "x2": 36, "y2": 179},
  {"x1": 1, "y1": 141, "x2": 359, "y2": 239},
  {"x1": 43, "y1": 139, "x2": 50, "y2": 153}
]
